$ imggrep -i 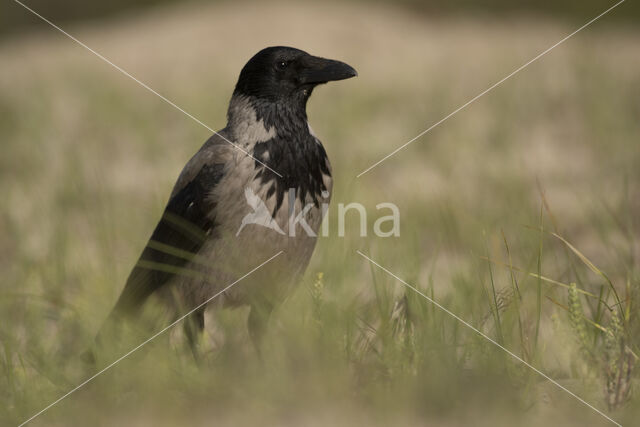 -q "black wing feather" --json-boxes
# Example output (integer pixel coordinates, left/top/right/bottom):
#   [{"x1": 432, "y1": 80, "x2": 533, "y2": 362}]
[{"x1": 111, "y1": 162, "x2": 224, "y2": 315}]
